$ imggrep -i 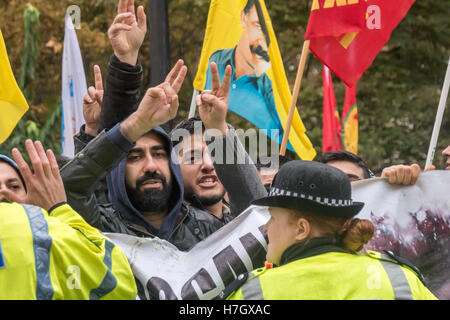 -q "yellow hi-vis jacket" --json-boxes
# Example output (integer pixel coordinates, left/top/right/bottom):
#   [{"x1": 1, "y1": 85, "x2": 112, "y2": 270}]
[
  {"x1": 0, "y1": 202, "x2": 137, "y2": 300},
  {"x1": 227, "y1": 250, "x2": 437, "y2": 300}
]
